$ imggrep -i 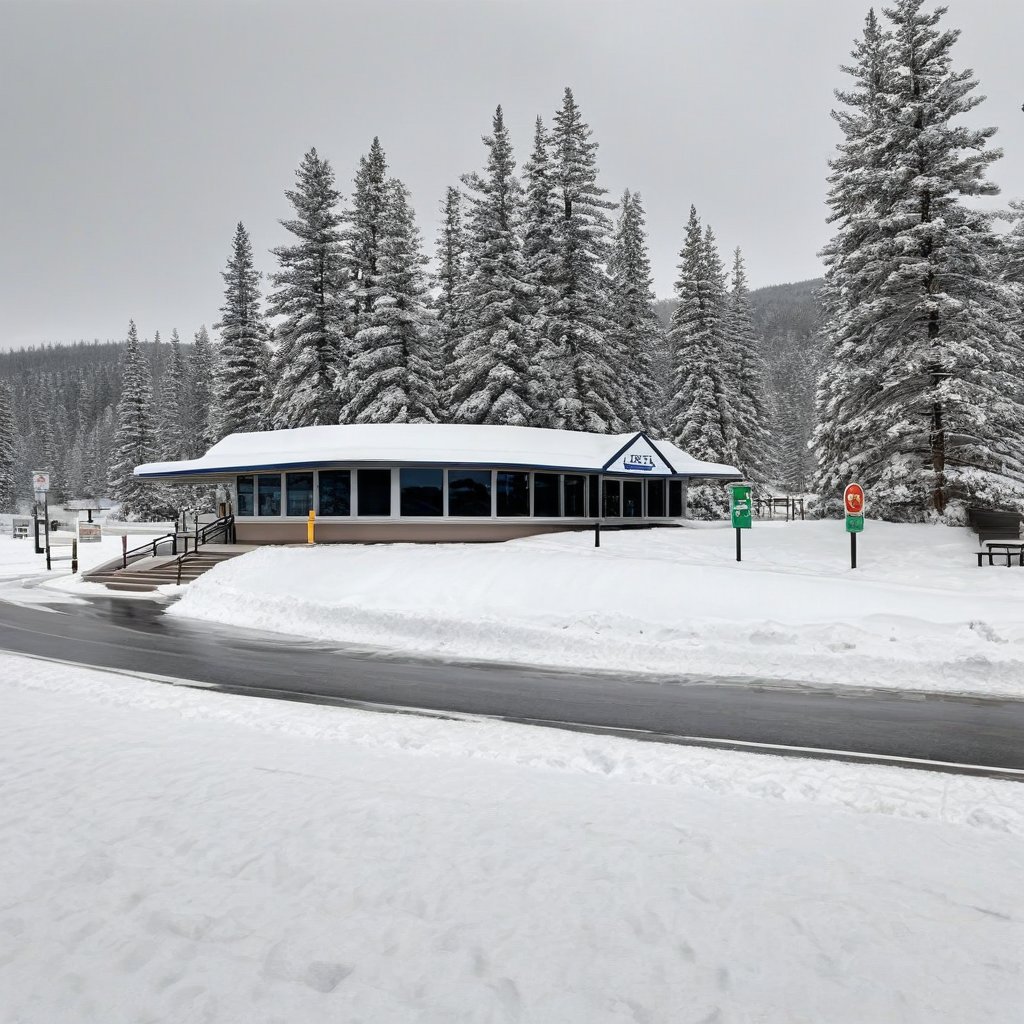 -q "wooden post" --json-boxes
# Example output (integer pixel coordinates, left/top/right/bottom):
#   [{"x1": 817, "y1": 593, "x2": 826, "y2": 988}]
[
  {"x1": 71, "y1": 538, "x2": 78, "y2": 574},
  {"x1": 595, "y1": 520, "x2": 601, "y2": 548},
  {"x1": 122, "y1": 534, "x2": 128, "y2": 568},
  {"x1": 44, "y1": 494, "x2": 51, "y2": 570}
]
